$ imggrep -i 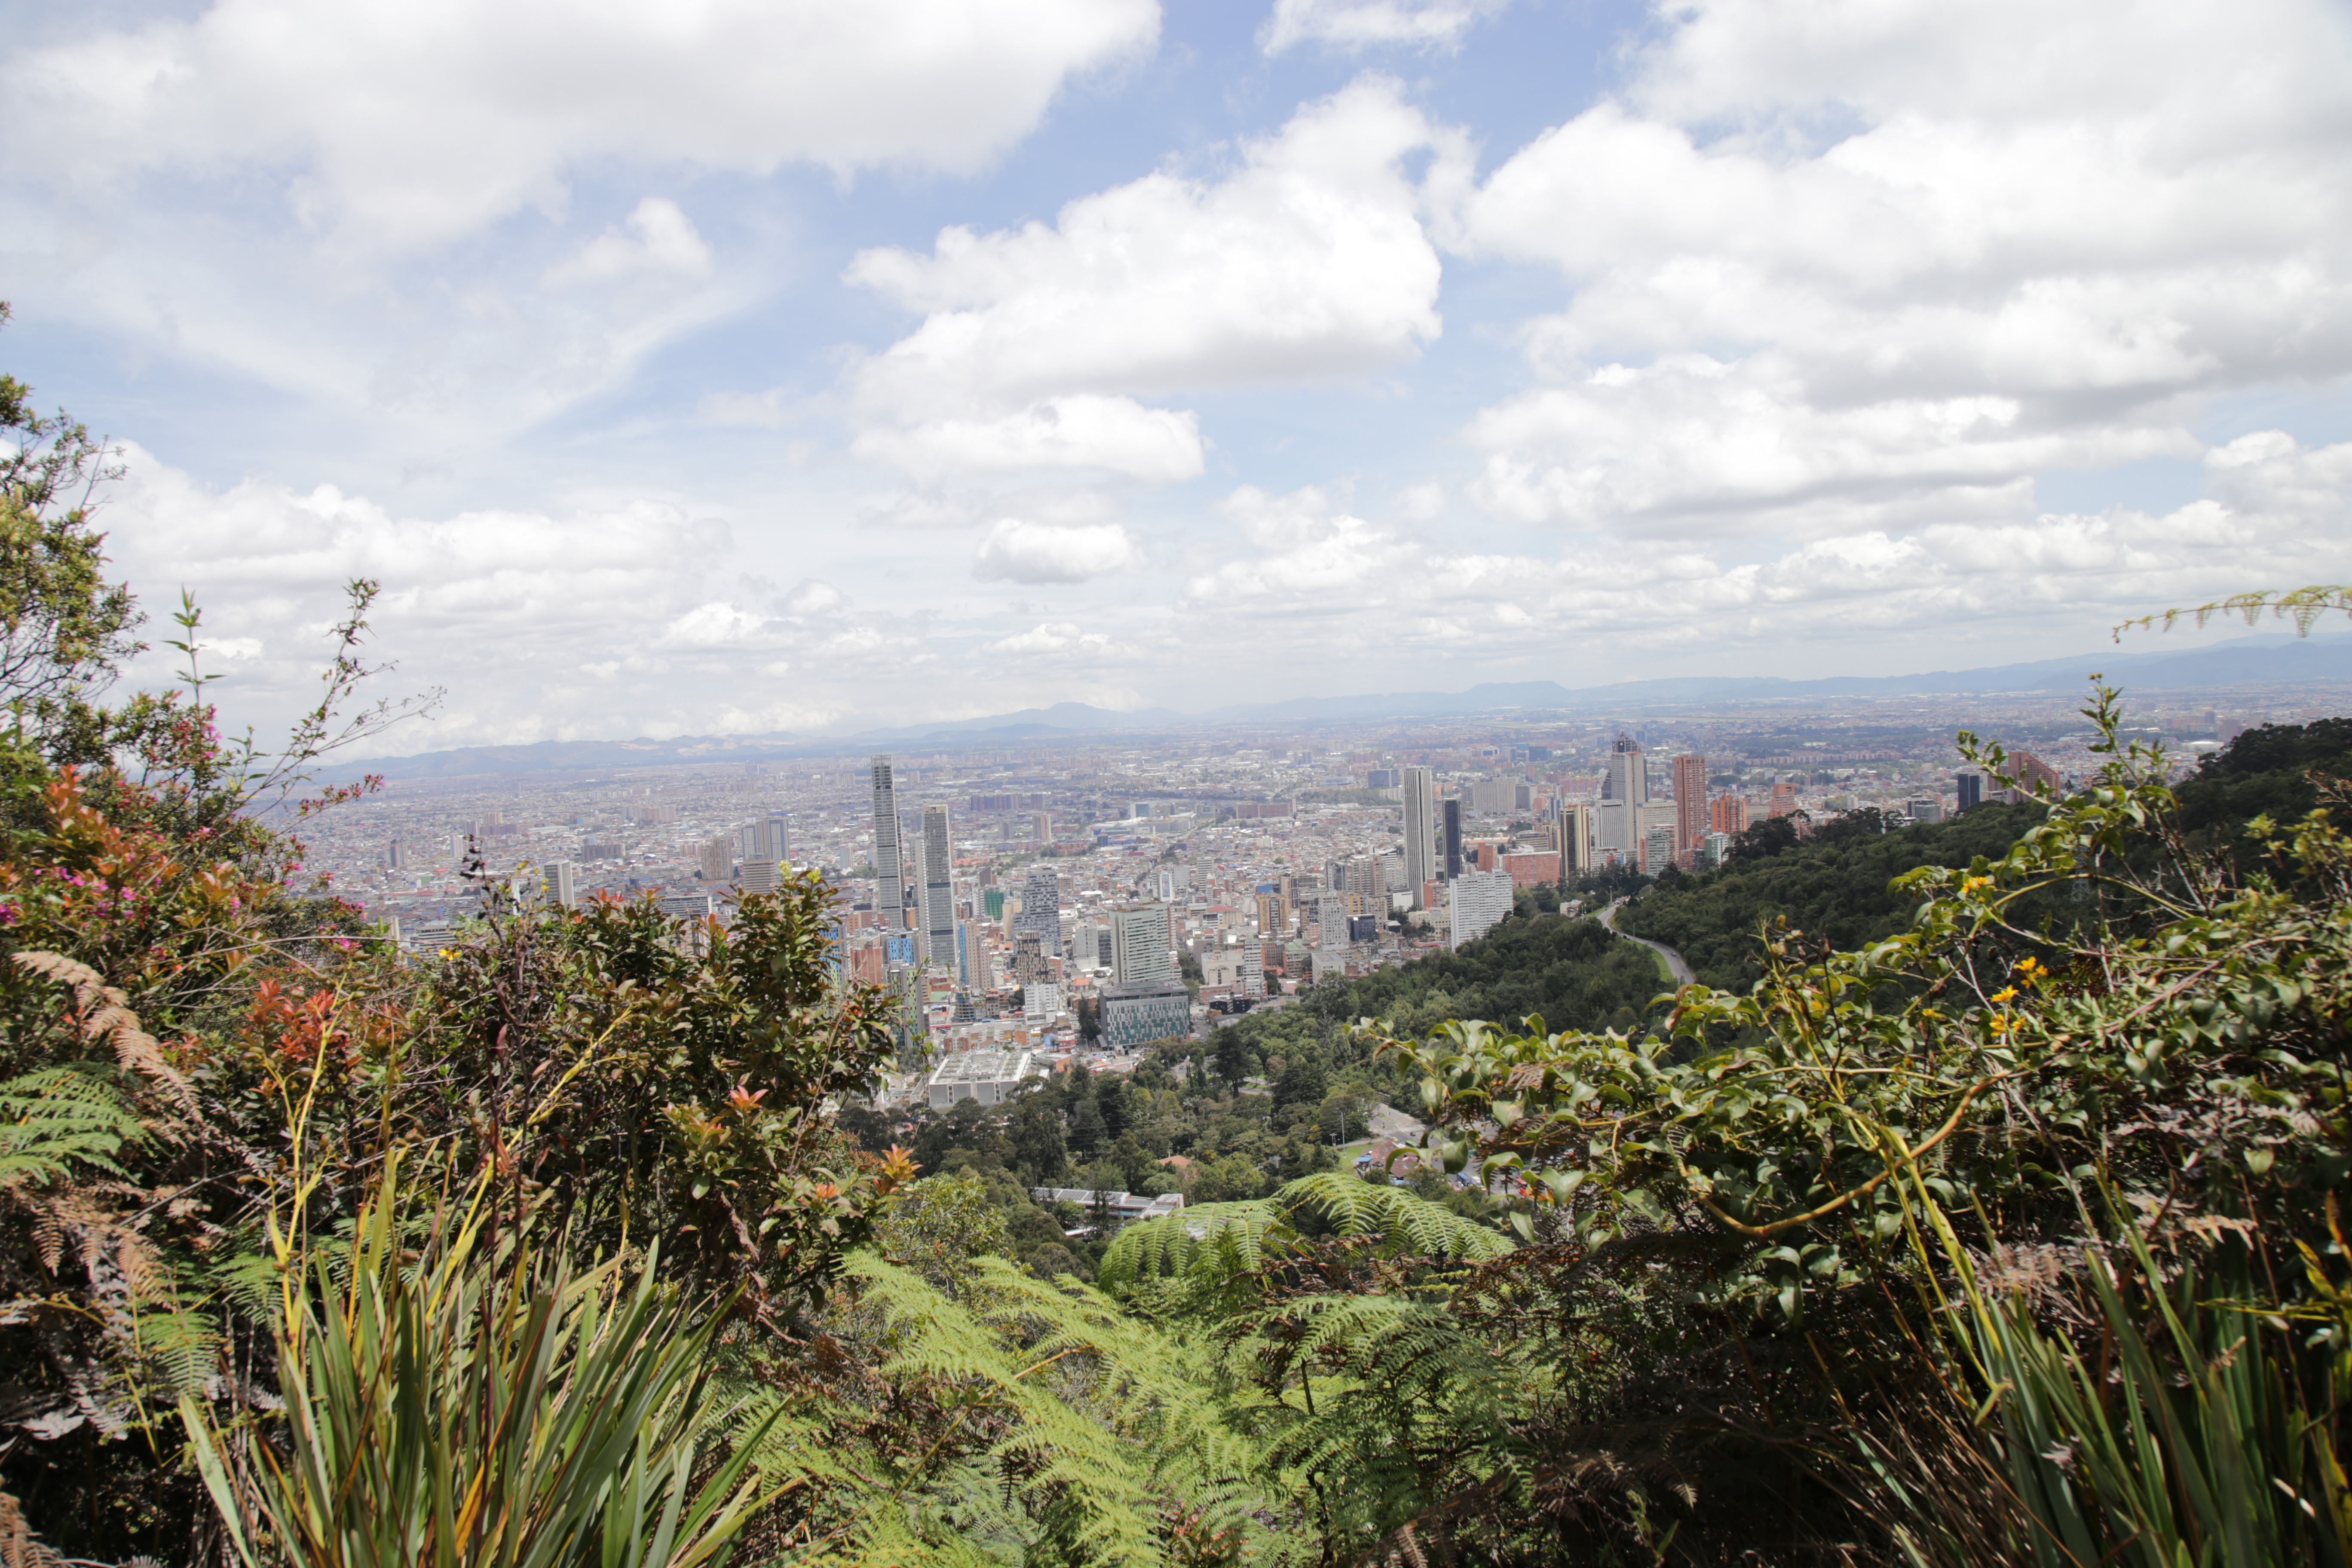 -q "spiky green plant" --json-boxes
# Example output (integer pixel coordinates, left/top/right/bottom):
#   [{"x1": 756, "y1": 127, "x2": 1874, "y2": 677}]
[
  {"x1": 1894, "y1": 1187, "x2": 2352, "y2": 1568},
  {"x1": 179, "y1": 1156, "x2": 778, "y2": 1568}
]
